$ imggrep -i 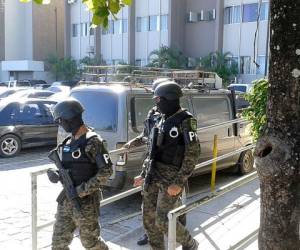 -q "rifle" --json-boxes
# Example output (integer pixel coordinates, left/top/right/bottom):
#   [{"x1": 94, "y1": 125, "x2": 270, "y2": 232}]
[
  {"x1": 48, "y1": 149, "x2": 82, "y2": 214},
  {"x1": 145, "y1": 127, "x2": 162, "y2": 187}
]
